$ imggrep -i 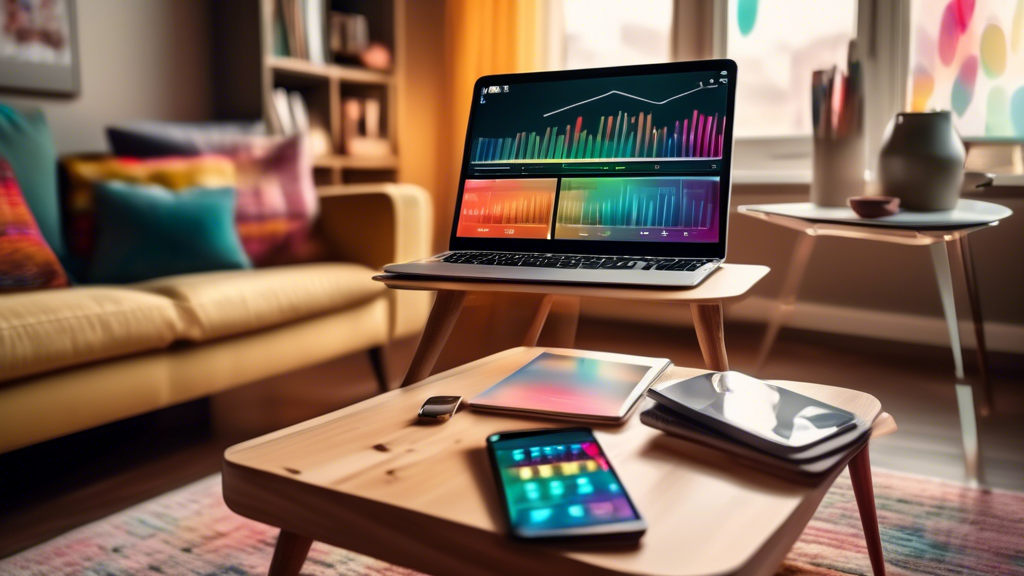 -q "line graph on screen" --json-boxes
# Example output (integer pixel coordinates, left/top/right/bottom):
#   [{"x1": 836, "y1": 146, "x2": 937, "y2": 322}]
[{"x1": 472, "y1": 81, "x2": 726, "y2": 163}]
